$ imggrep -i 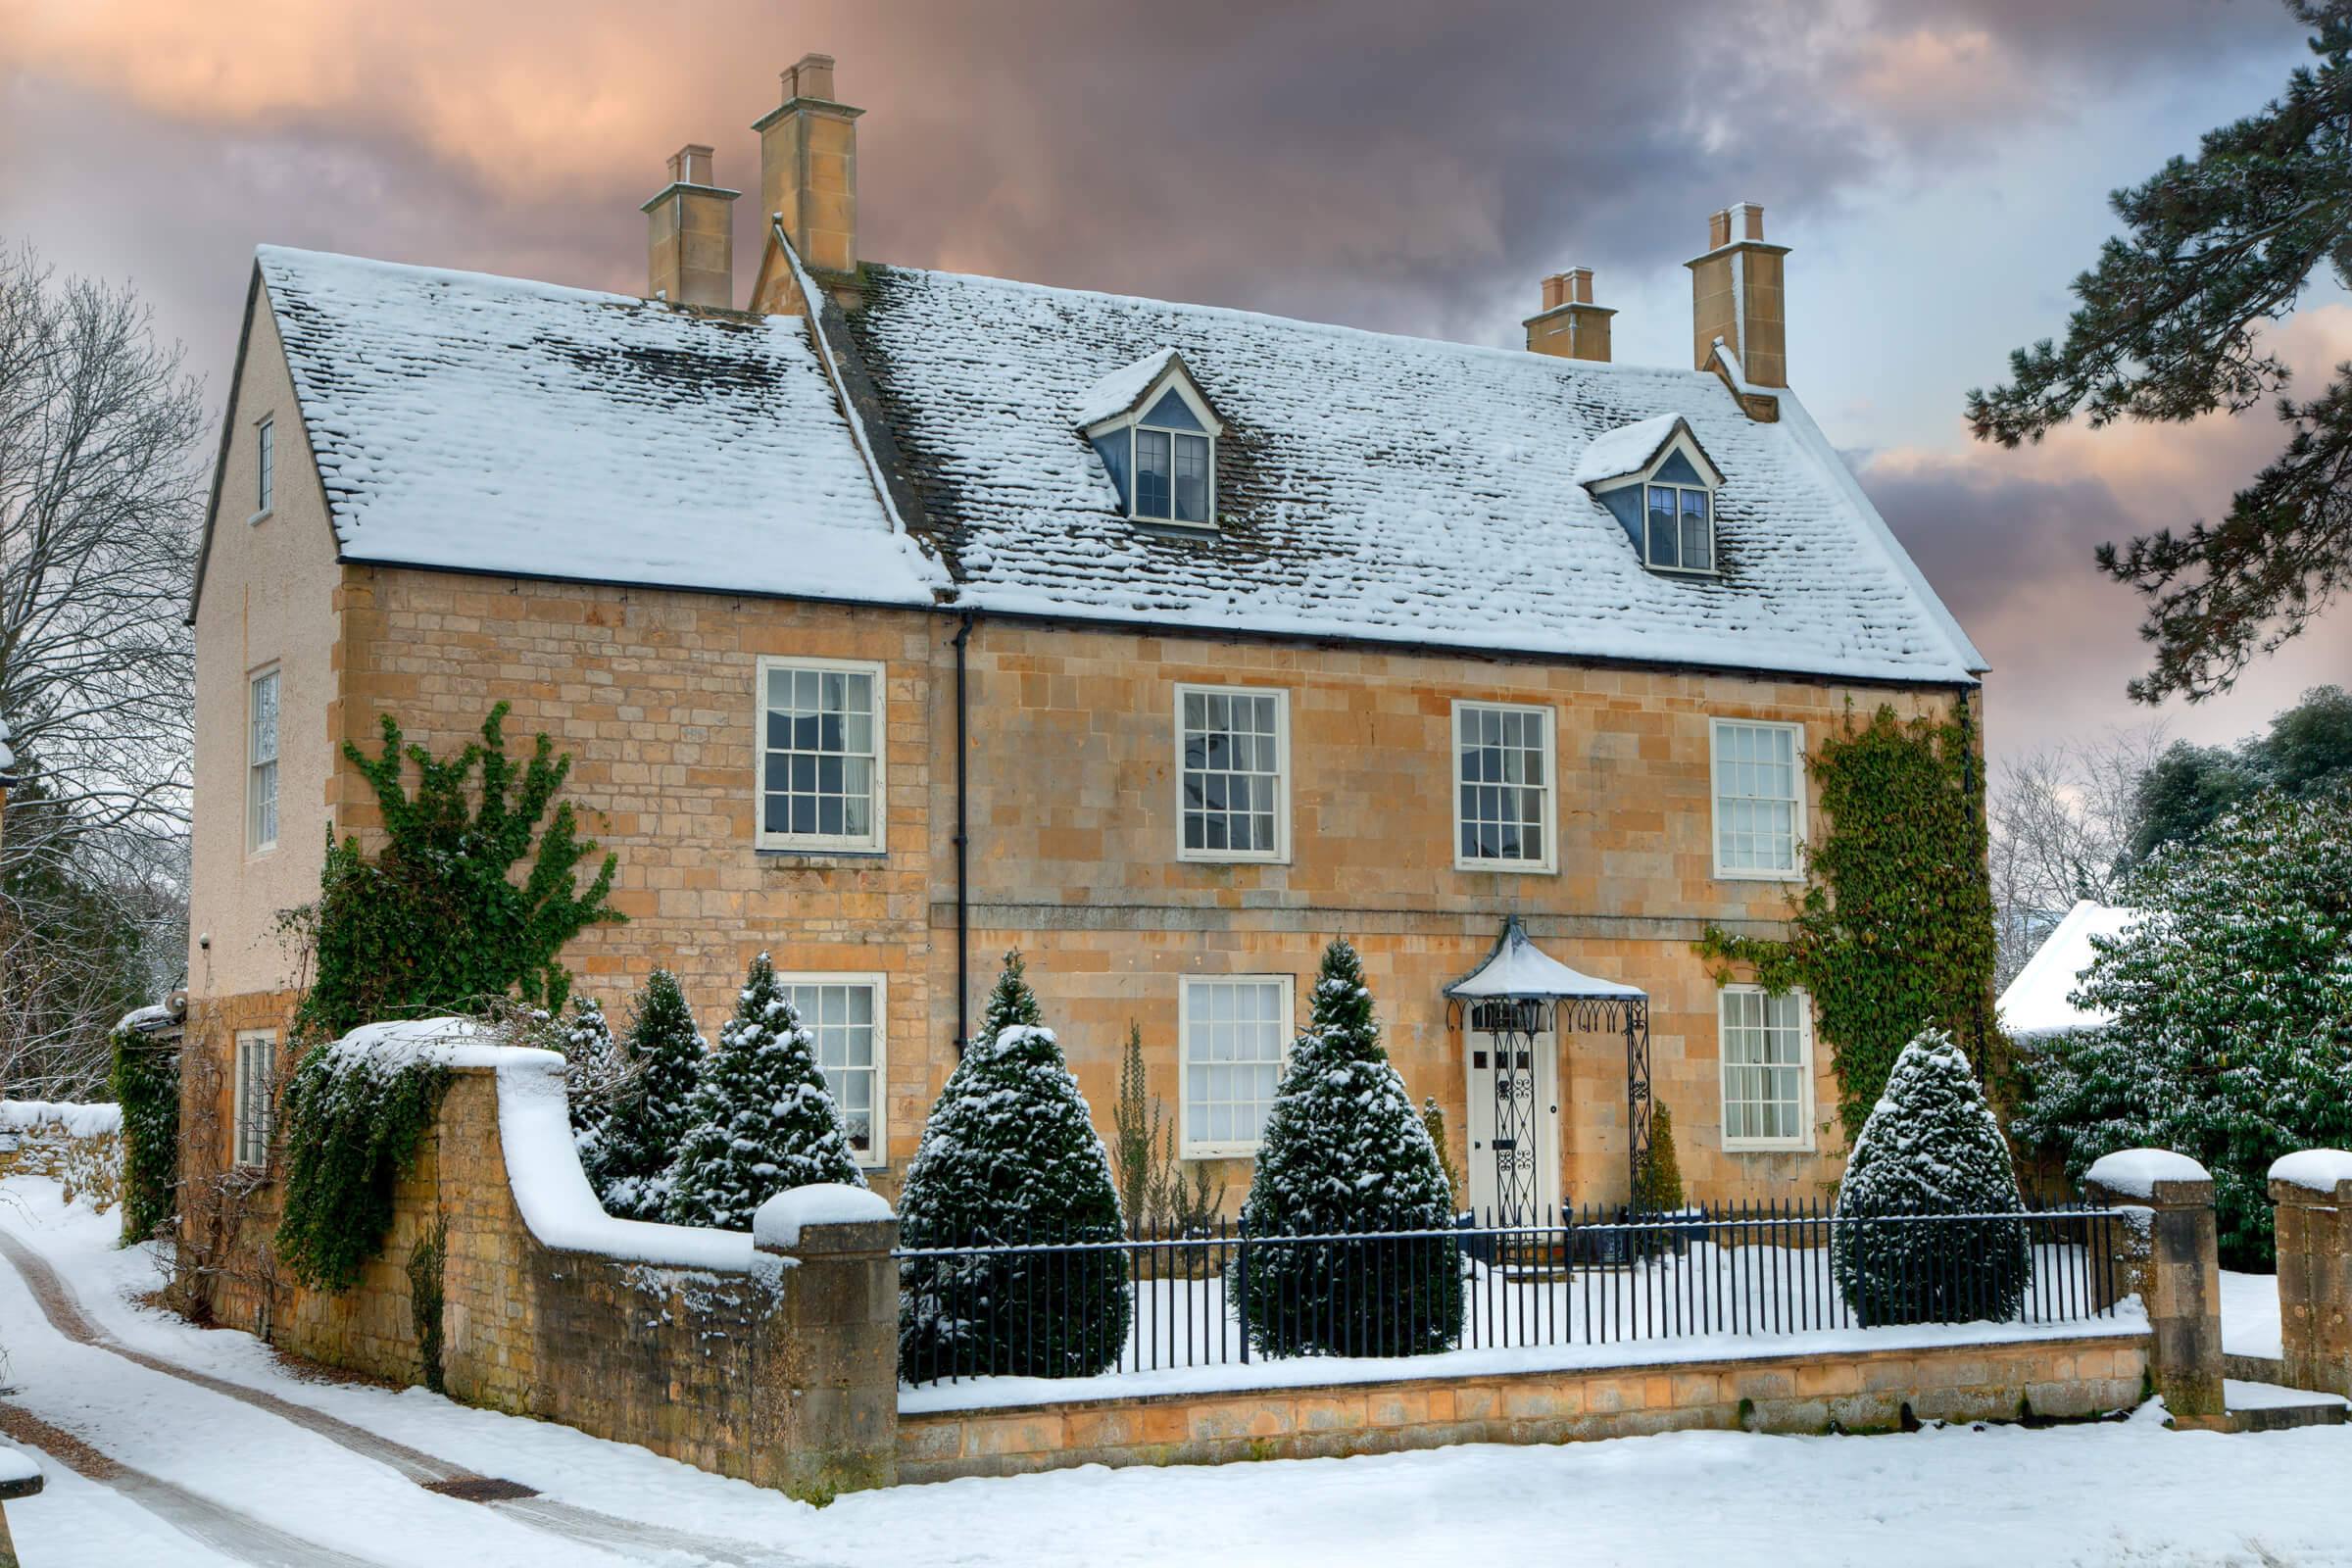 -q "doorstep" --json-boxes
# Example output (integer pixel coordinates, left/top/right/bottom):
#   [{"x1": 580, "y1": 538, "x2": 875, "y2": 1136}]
[{"x1": 2221, "y1": 1379, "x2": 2349, "y2": 1434}]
